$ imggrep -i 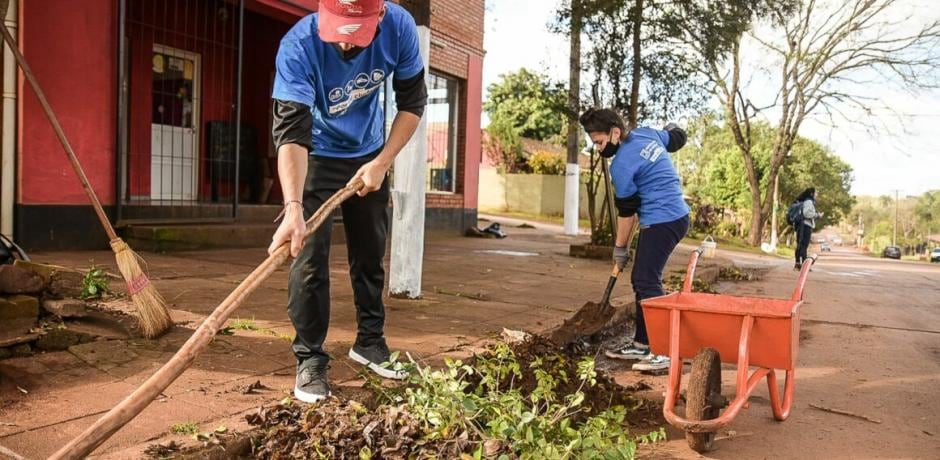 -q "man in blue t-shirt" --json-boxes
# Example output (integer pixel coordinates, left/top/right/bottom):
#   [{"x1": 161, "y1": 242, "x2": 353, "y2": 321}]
[
  {"x1": 268, "y1": 0, "x2": 427, "y2": 403},
  {"x1": 579, "y1": 108, "x2": 690, "y2": 372}
]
